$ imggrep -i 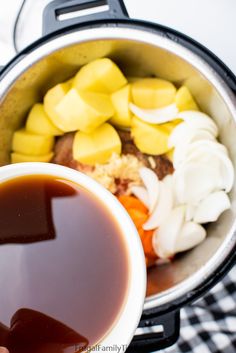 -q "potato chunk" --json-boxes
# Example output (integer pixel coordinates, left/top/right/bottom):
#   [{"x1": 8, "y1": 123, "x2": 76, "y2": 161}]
[
  {"x1": 131, "y1": 117, "x2": 177, "y2": 155},
  {"x1": 131, "y1": 78, "x2": 176, "y2": 109},
  {"x1": 73, "y1": 58, "x2": 127, "y2": 93},
  {"x1": 26, "y1": 104, "x2": 63, "y2": 136},
  {"x1": 175, "y1": 86, "x2": 199, "y2": 111},
  {"x1": 54, "y1": 89, "x2": 114, "y2": 133},
  {"x1": 110, "y1": 84, "x2": 132, "y2": 127},
  {"x1": 12, "y1": 129, "x2": 54, "y2": 156},
  {"x1": 11, "y1": 152, "x2": 54, "y2": 163},
  {"x1": 73, "y1": 123, "x2": 121, "y2": 165},
  {"x1": 44, "y1": 82, "x2": 70, "y2": 129}
]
